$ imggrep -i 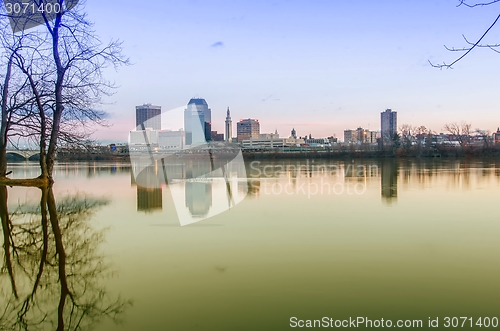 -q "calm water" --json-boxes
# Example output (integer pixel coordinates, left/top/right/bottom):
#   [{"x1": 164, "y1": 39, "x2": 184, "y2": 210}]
[{"x1": 1, "y1": 158, "x2": 500, "y2": 330}]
